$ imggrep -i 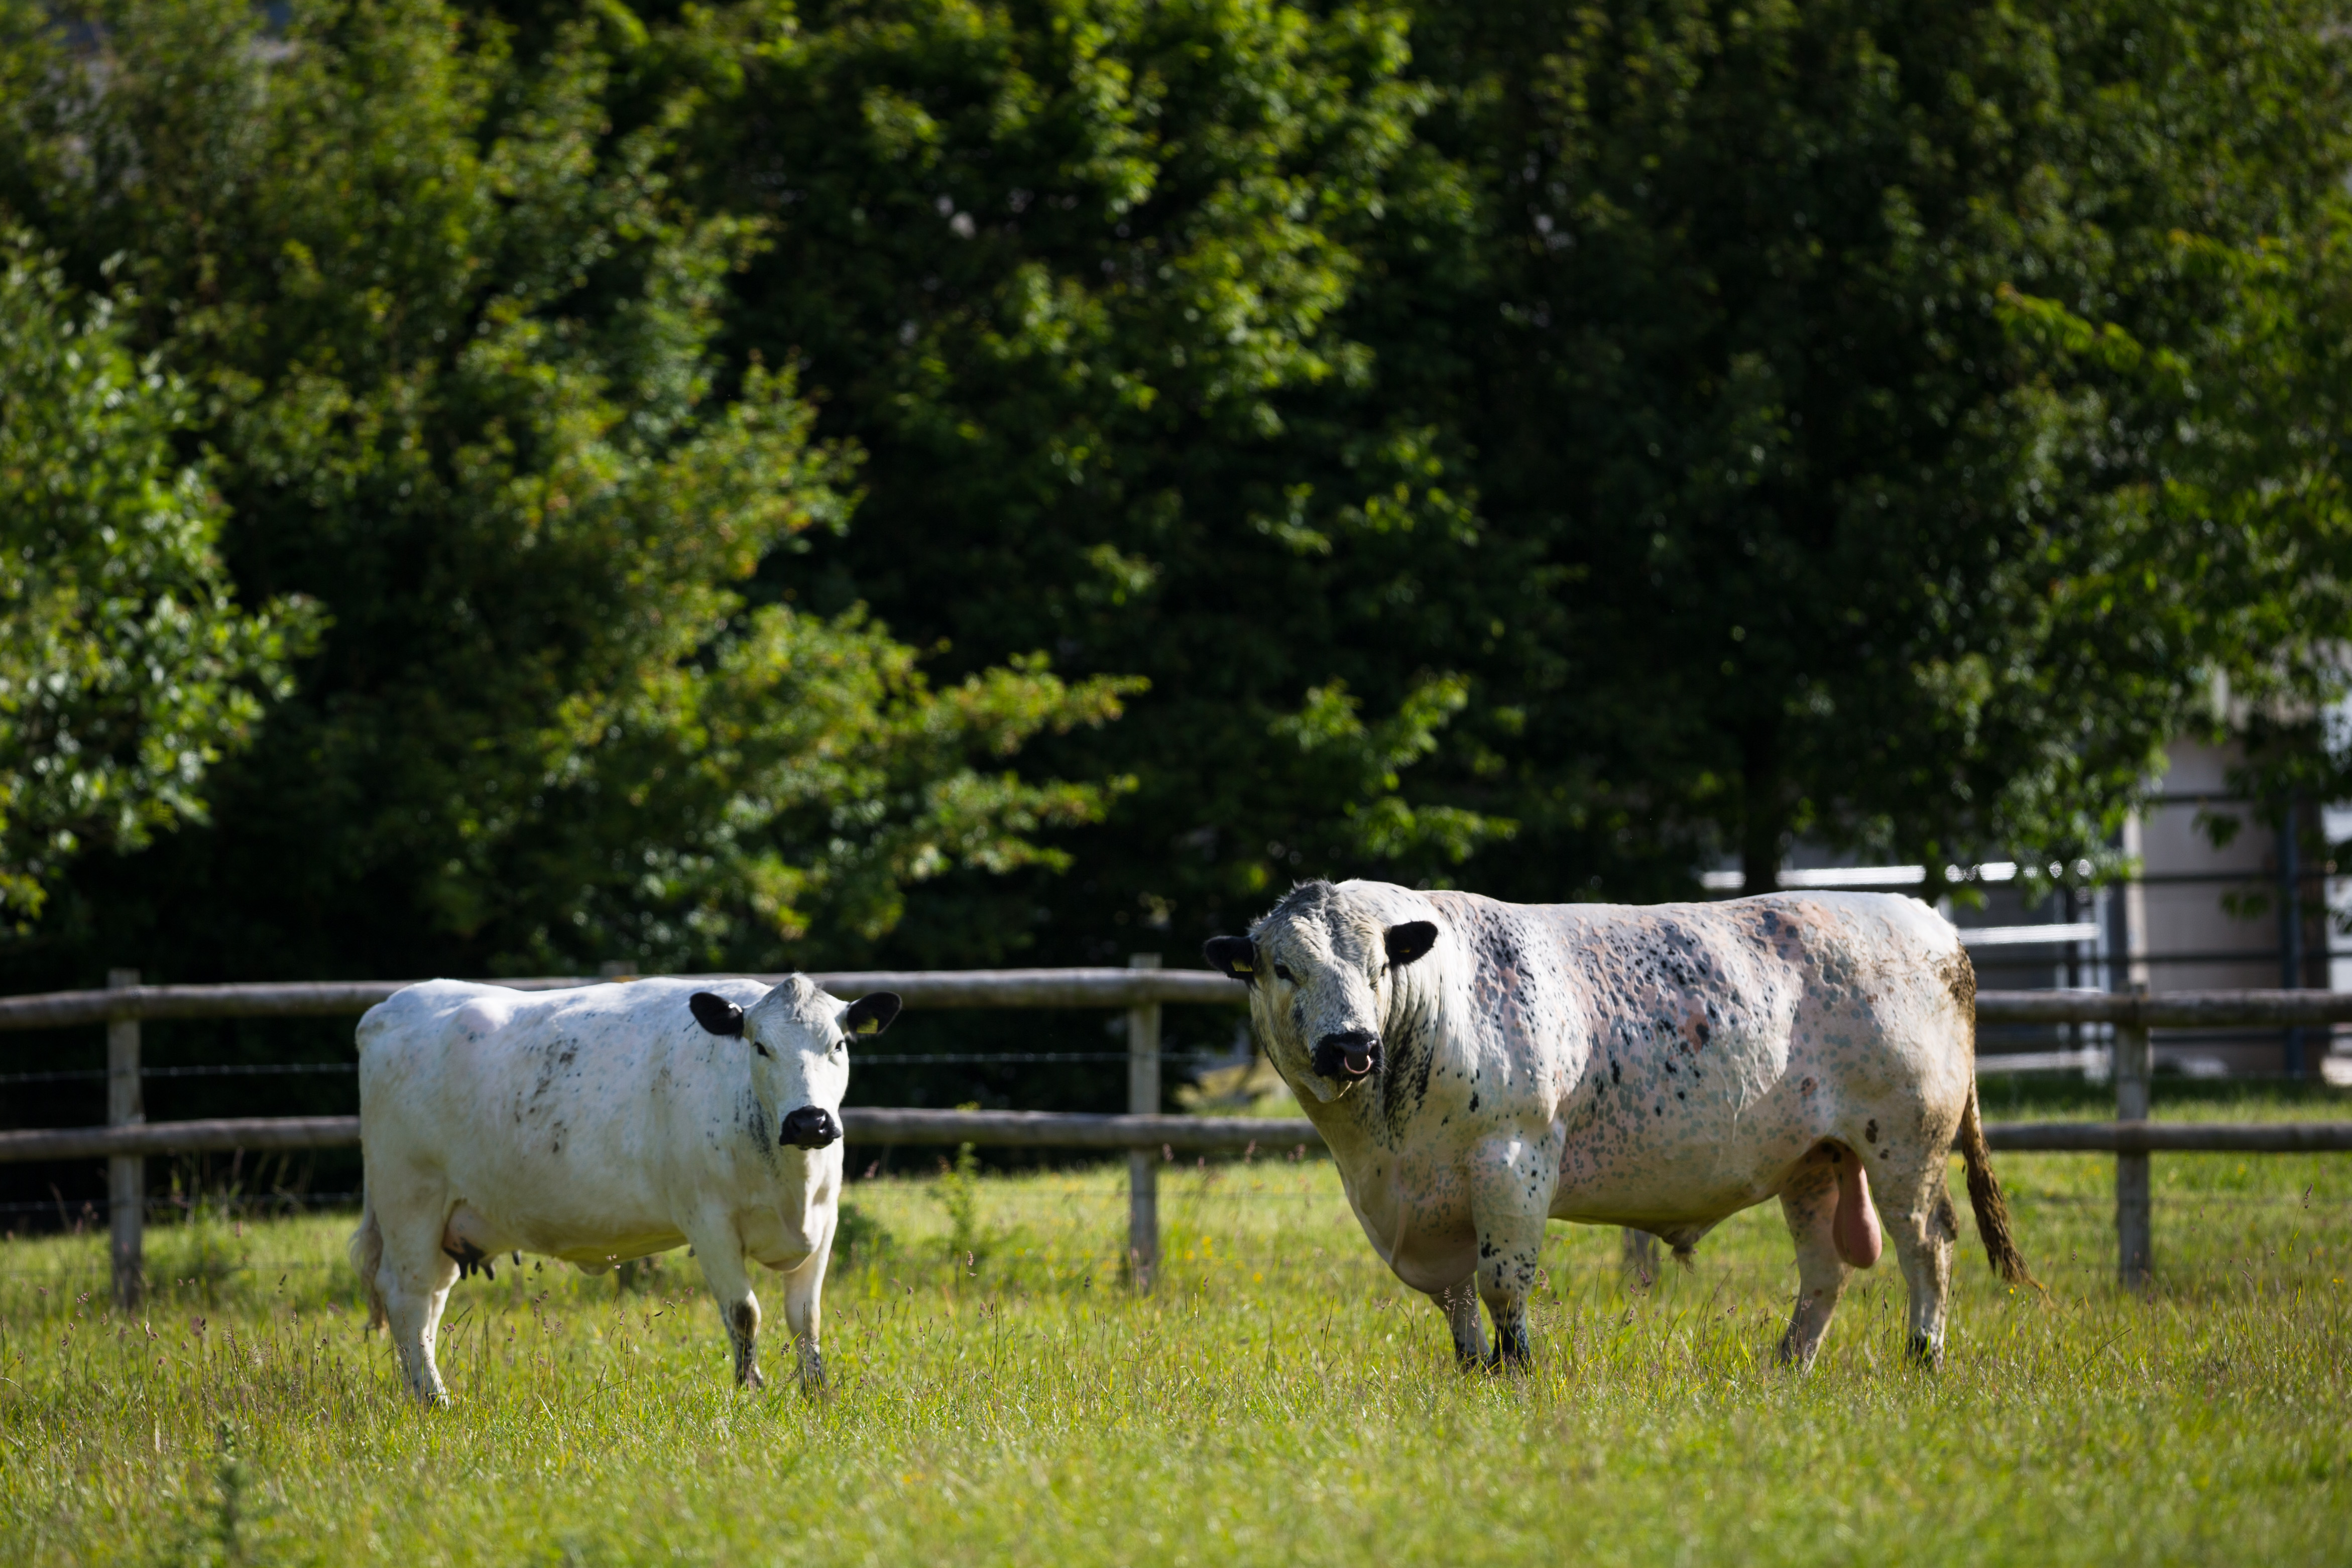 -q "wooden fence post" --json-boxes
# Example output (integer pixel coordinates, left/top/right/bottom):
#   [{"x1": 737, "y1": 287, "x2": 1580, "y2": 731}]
[
  {"x1": 106, "y1": 968, "x2": 144, "y2": 1311},
  {"x1": 2115, "y1": 983, "x2": 2153, "y2": 1291},
  {"x1": 1126, "y1": 953, "x2": 1162, "y2": 1290}
]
